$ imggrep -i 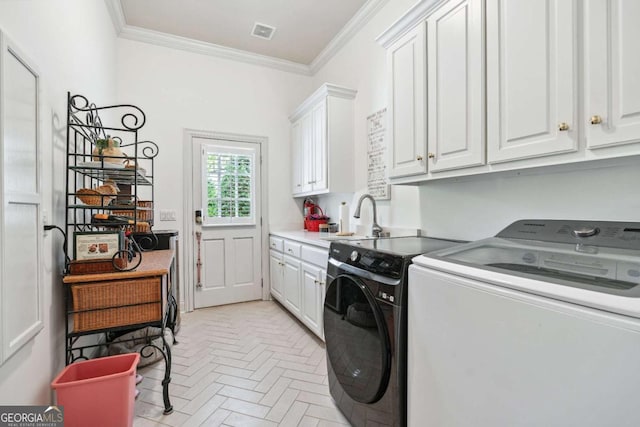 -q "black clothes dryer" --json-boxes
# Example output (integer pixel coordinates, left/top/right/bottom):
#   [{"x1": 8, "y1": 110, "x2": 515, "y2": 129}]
[{"x1": 324, "y1": 237, "x2": 460, "y2": 426}]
